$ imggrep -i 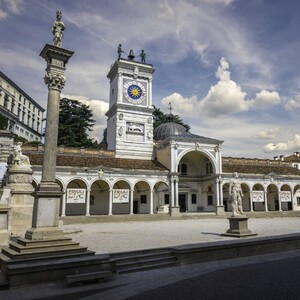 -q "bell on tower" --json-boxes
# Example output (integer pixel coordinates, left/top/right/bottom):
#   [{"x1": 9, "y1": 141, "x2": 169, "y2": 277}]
[{"x1": 127, "y1": 49, "x2": 135, "y2": 60}]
